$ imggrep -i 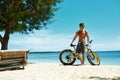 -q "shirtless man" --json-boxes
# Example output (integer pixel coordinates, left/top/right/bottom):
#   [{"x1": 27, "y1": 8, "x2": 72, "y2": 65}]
[{"x1": 70, "y1": 23, "x2": 90, "y2": 65}]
